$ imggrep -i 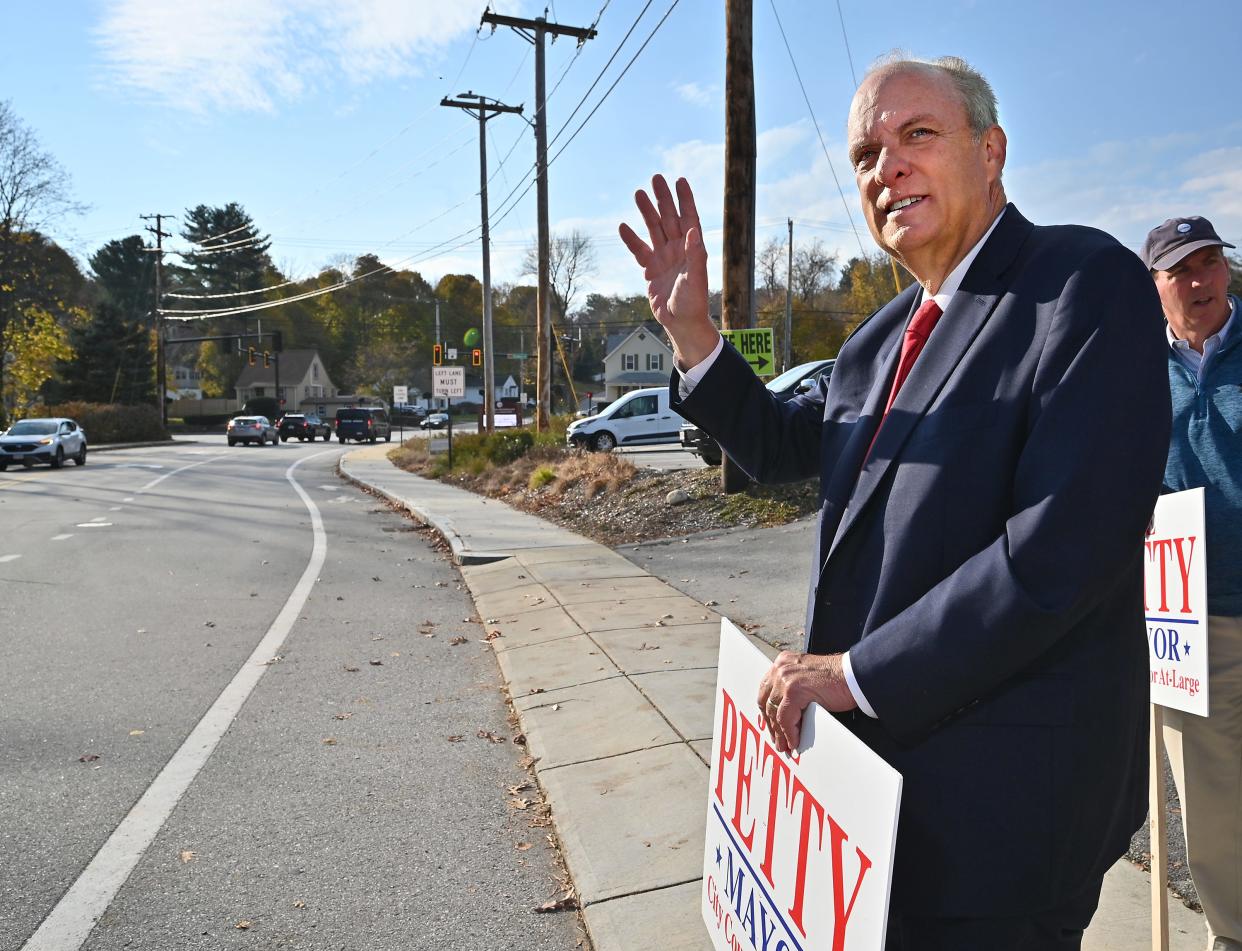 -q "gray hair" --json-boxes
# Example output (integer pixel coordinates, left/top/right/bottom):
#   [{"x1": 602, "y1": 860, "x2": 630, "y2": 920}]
[{"x1": 868, "y1": 52, "x2": 1000, "y2": 140}]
